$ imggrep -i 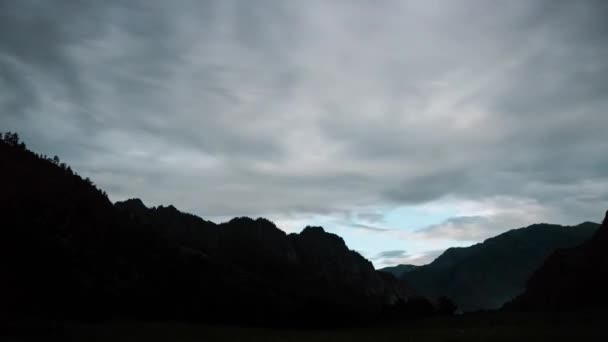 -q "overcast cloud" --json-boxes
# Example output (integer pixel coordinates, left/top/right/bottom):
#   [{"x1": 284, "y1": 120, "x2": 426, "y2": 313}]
[{"x1": 2, "y1": 0, "x2": 608, "y2": 266}]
